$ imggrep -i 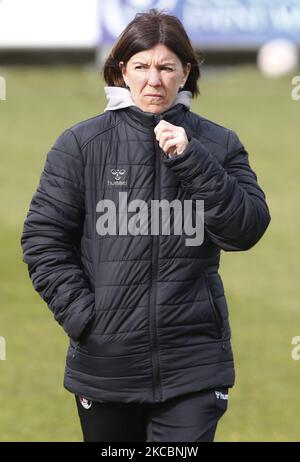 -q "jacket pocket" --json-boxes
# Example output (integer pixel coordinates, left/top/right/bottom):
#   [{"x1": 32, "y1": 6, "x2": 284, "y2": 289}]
[
  {"x1": 204, "y1": 271, "x2": 224, "y2": 339},
  {"x1": 70, "y1": 314, "x2": 96, "y2": 358}
]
